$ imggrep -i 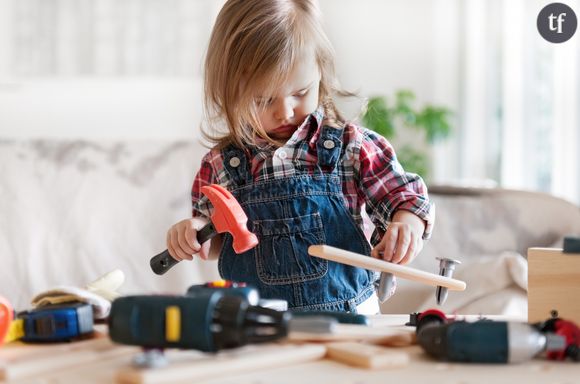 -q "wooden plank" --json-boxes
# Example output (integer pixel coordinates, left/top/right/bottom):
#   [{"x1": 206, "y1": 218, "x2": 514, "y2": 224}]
[
  {"x1": 0, "y1": 335, "x2": 136, "y2": 381},
  {"x1": 308, "y1": 245, "x2": 466, "y2": 290},
  {"x1": 116, "y1": 343, "x2": 327, "y2": 384},
  {"x1": 528, "y1": 247, "x2": 580, "y2": 323},
  {"x1": 326, "y1": 342, "x2": 409, "y2": 369},
  {"x1": 288, "y1": 323, "x2": 415, "y2": 346}
]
